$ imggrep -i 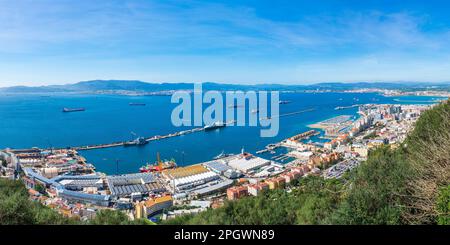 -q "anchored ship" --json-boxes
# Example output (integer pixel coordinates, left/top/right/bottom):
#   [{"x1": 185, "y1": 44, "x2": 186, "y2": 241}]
[
  {"x1": 124, "y1": 137, "x2": 148, "y2": 147},
  {"x1": 124, "y1": 132, "x2": 148, "y2": 147},
  {"x1": 62, "y1": 108, "x2": 85, "y2": 113},
  {"x1": 279, "y1": 100, "x2": 291, "y2": 105}
]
